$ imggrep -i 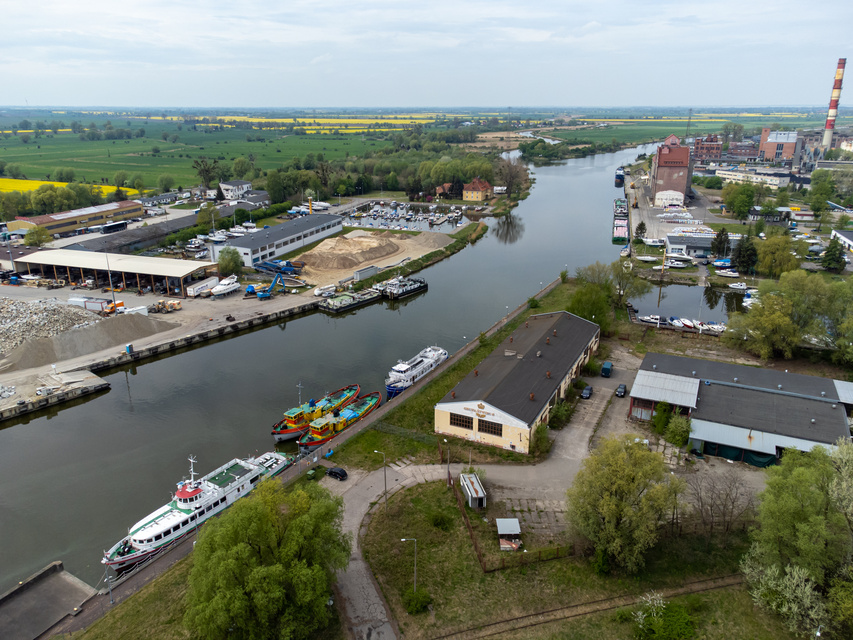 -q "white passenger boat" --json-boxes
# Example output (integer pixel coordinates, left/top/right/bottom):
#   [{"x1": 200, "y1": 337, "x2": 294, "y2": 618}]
[
  {"x1": 385, "y1": 346, "x2": 449, "y2": 400},
  {"x1": 211, "y1": 275, "x2": 240, "y2": 296},
  {"x1": 728, "y1": 282, "x2": 748, "y2": 290},
  {"x1": 102, "y1": 452, "x2": 294, "y2": 573}
]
